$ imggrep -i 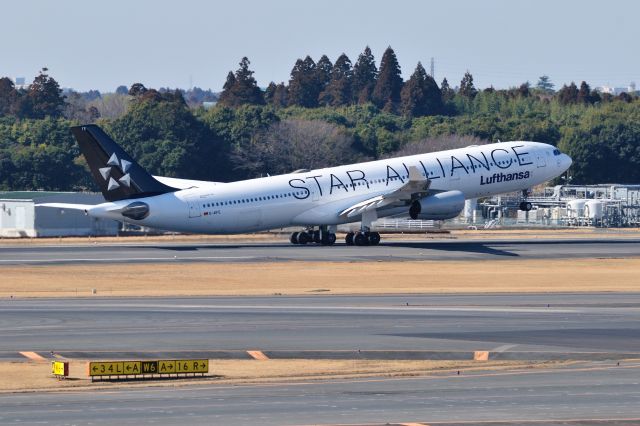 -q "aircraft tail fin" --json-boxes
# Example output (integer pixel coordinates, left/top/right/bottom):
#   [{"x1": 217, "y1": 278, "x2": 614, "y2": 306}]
[{"x1": 71, "y1": 125, "x2": 177, "y2": 202}]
